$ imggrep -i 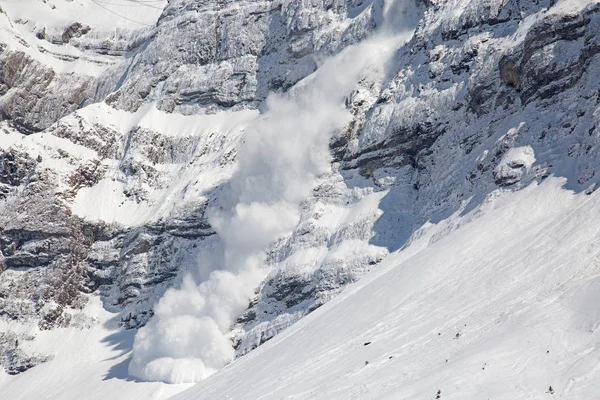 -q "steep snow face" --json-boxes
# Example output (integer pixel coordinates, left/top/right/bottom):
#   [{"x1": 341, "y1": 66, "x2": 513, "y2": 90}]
[
  {"x1": 1, "y1": 0, "x2": 166, "y2": 28},
  {"x1": 173, "y1": 177, "x2": 600, "y2": 400},
  {"x1": 66, "y1": 103, "x2": 259, "y2": 226},
  {"x1": 0, "y1": 0, "x2": 162, "y2": 132},
  {"x1": 0, "y1": 296, "x2": 192, "y2": 400},
  {"x1": 232, "y1": 0, "x2": 600, "y2": 366}
]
